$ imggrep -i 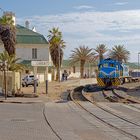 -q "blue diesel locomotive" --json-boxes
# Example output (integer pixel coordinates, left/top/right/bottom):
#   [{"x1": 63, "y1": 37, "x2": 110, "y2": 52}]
[{"x1": 97, "y1": 58, "x2": 129, "y2": 87}]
